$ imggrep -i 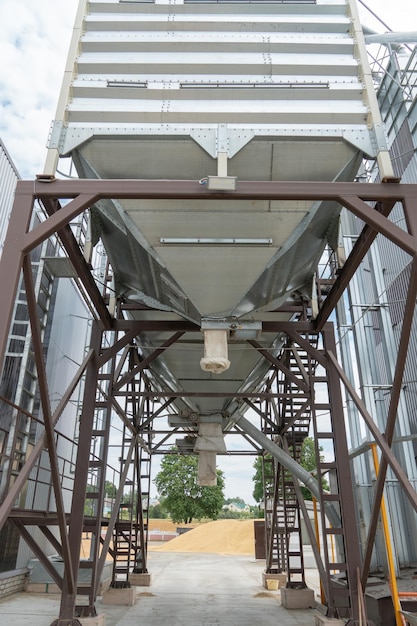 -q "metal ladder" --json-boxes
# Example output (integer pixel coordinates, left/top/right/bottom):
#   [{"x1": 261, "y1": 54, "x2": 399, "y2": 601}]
[
  {"x1": 76, "y1": 333, "x2": 116, "y2": 614},
  {"x1": 263, "y1": 334, "x2": 314, "y2": 582},
  {"x1": 110, "y1": 345, "x2": 152, "y2": 584}
]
